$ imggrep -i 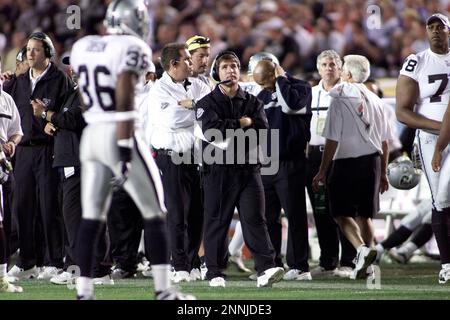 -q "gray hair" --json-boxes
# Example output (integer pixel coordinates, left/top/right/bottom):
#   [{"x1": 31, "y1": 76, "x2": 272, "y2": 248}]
[
  {"x1": 316, "y1": 50, "x2": 342, "y2": 70},
  {"x1": 343, "y1": 55, "x2": 370, "y2": 83}
]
